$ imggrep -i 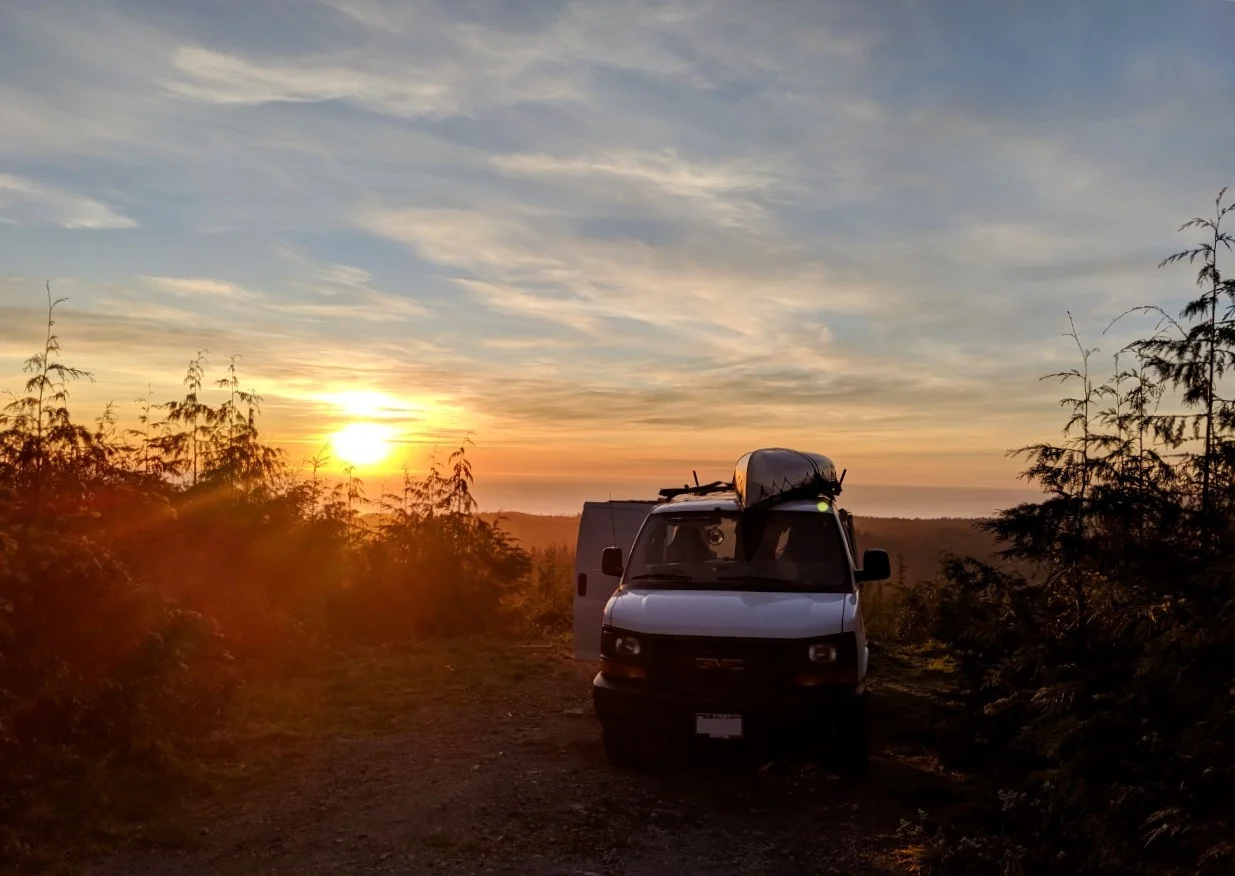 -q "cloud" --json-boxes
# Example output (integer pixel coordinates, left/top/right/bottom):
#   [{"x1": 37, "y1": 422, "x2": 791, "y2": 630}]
[
  {"x1": 490, "y1": 149, "x2": 783, "y2": 231},
  {"x1": 168, "y1": 46, "x2": 450, "y2": 113},
  {"x1": 274, "y1": 249, "x2": 434, "y2": 323},
  {"x1": 0, "y1": 174, "x2": 138, "y2": 229},
  {"x1": 2, "y1": 0, "x2": 1234, "y2": 501},
  {"x1": 362, "y1": 205, "x2": 884, "y2": 357},
  {"x1": 142, "y1": 276, "x2": 262, "y2": 302},
  {"x1": 165, "y1": 40, "x2": 580, "y2": 118}
]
